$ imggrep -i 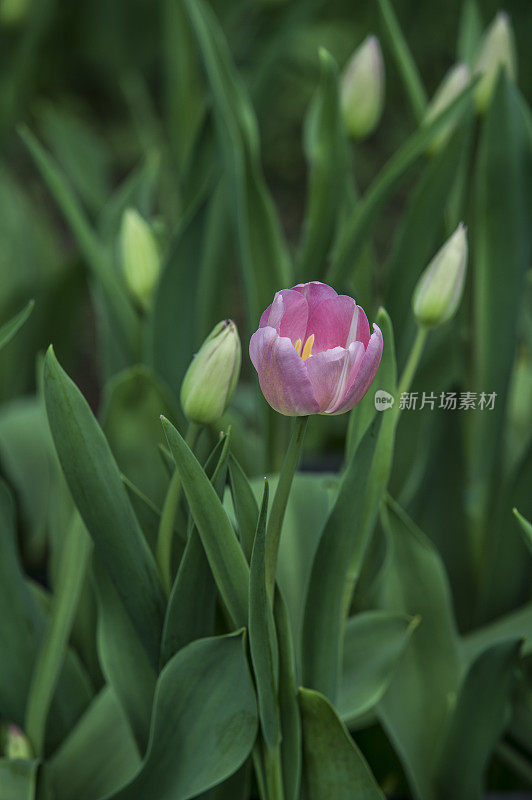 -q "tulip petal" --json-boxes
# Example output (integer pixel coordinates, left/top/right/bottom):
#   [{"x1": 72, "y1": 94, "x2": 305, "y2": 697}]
[
  {"x1": 331, "y1": 324, "x2": 383, "y2": 414},
  {"x1": 354, "y1": 305, "x2": 370, "y2": 347},
  {"x1": 305, "y1": 295, "x2": 358, "y2": 354},
  {"x1": 292, "y1": 281, "x2": 338, "y2": 313},
  {"x1": 306, "y1": 342, "x2": 365, "y2": 413},
  {"x1": 249, "y1": 327, "x2": 320, "y2": 416},
  {"x1": 259, "y1": 289, "x2": 308, "y2": 343}
]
